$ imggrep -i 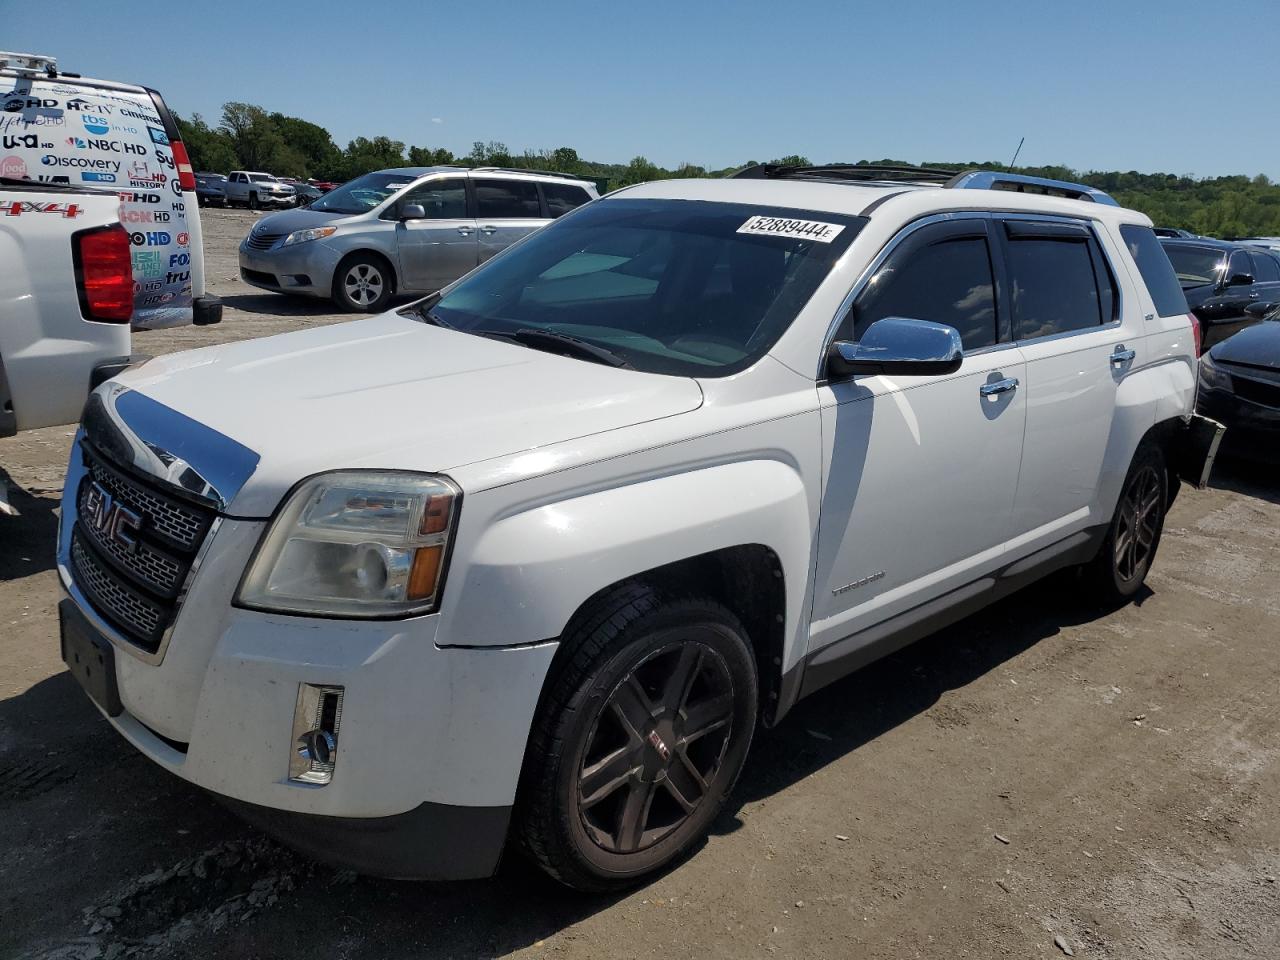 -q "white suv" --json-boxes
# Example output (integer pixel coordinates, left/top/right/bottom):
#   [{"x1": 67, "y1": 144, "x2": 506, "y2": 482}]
[{"x1": 56, "y1": 165, "x2": 1219, "y2": 890}]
